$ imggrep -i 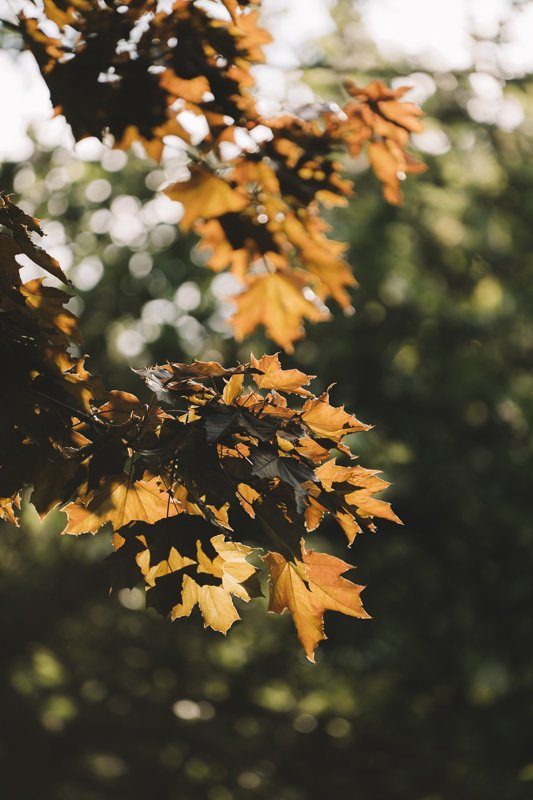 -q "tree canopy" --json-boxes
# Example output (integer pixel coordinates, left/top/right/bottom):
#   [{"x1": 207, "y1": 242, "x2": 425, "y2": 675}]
[
  {"x1": 0, "y1": 0, "x2": 425, "y2": 658},
  {"x1": 1, "y1": 2, "x2": 532, "y2": 798}
]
